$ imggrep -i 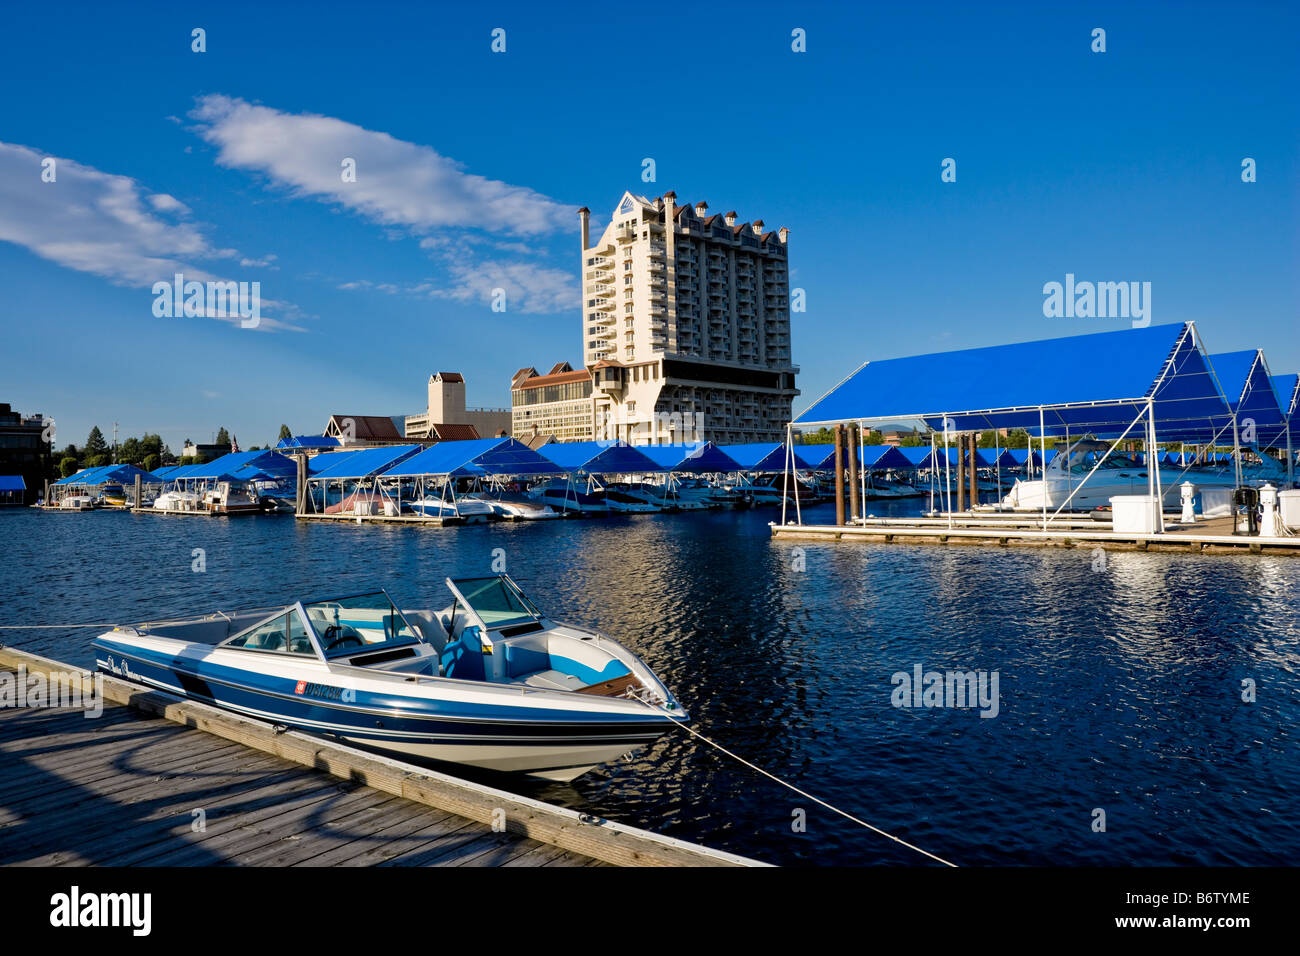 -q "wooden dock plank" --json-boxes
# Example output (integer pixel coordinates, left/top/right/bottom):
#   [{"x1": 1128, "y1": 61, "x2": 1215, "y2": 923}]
[{"x1": 0, "y1": 649, "x2": 762, "y2": 868}]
